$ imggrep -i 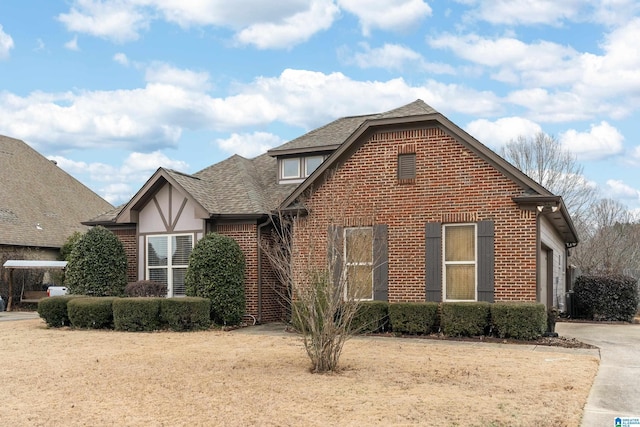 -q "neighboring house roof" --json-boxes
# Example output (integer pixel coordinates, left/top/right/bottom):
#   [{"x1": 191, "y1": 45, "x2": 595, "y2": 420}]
[
  {"x1": 0, "y1": 135, "x2": 114, "y2": 248},
  {"x1": 89, "y1": 99, "x2": 578, "y2": 244}
]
